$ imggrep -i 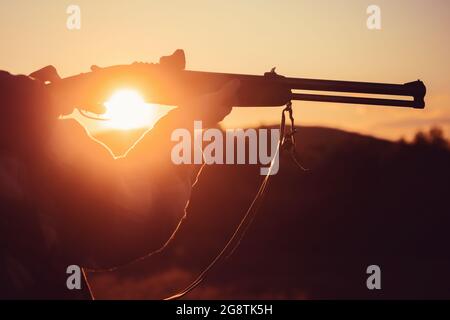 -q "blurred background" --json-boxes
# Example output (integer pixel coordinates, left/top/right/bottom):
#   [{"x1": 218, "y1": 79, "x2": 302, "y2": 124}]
[{"x1": 89, "y1": 125, "x2": 450, "y2": 299}]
